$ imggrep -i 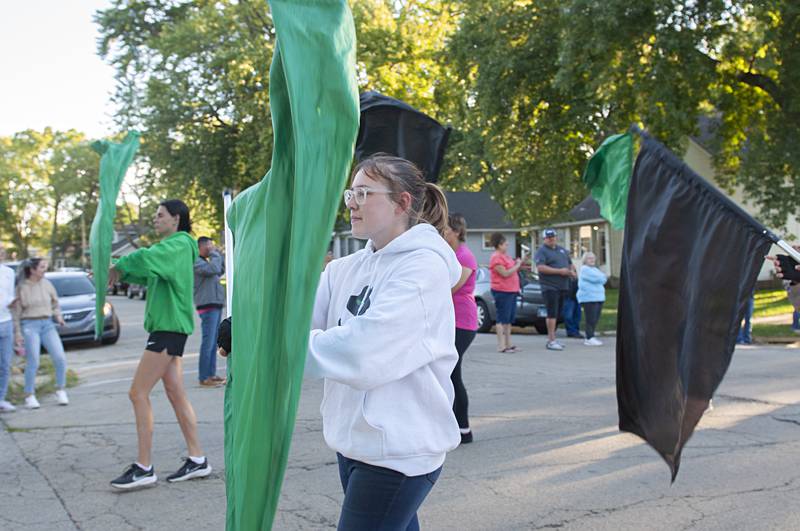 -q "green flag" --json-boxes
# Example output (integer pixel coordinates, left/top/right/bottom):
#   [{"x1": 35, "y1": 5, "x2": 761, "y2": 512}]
[
  {"x1": 89, "y1": 131, "x2": 140, "y2": 339},
  {"x1": 224, "y1": 1, "x2": 359, "y2": 529},
  {"x1": 581, "y1": 133, "x2": 633, "y2": 230}
]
